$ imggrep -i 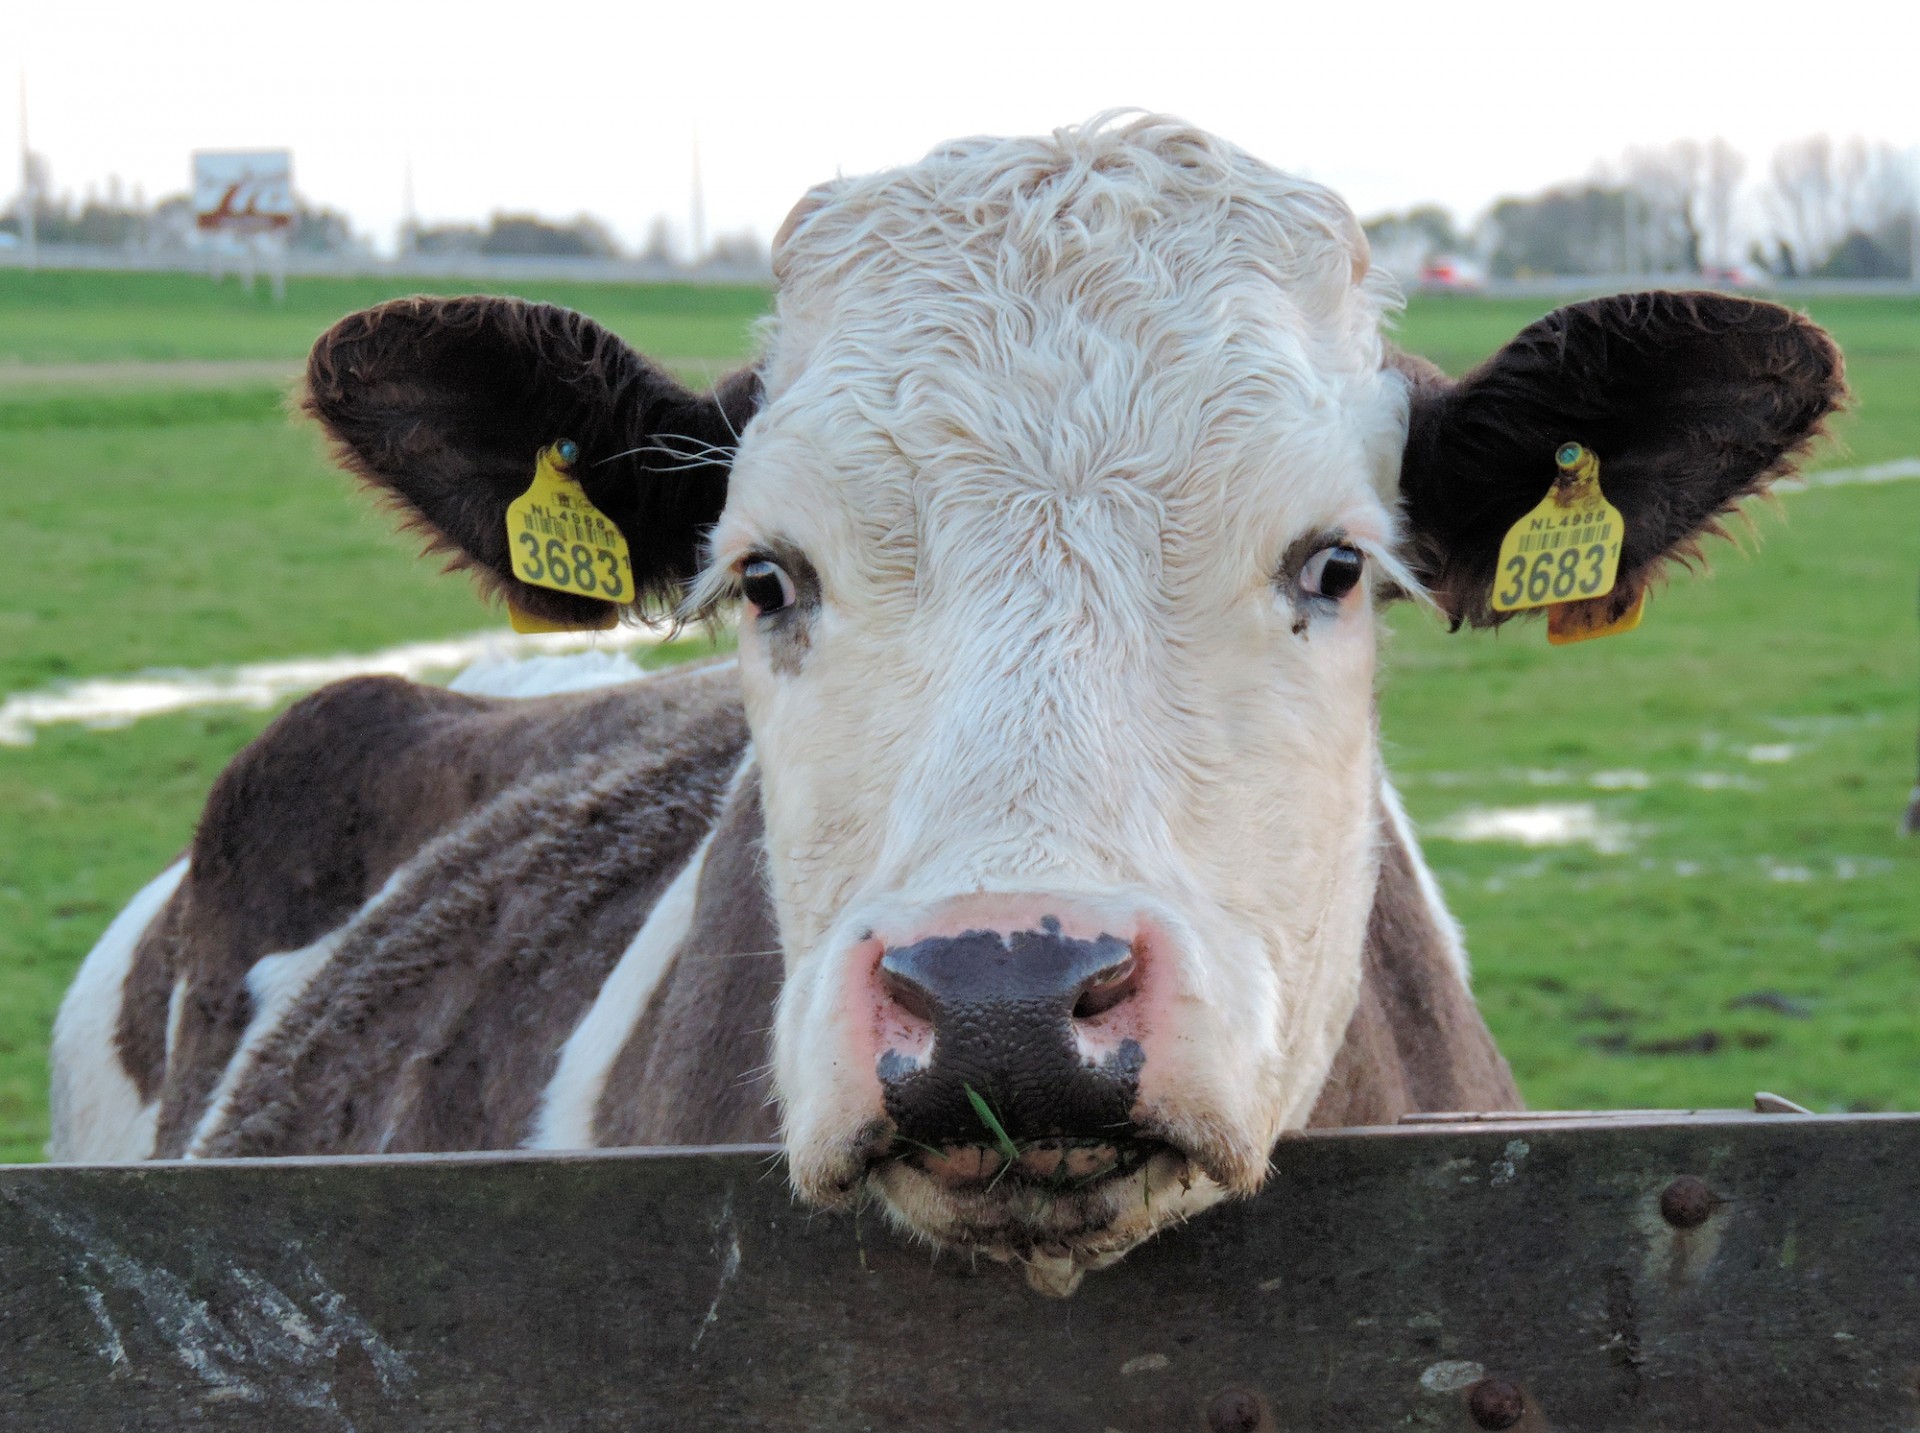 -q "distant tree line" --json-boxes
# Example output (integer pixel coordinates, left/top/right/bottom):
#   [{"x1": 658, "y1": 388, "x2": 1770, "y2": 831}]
[
  {"x1": 1365, "y1": 134, "x2": 1915, "y2": 281},
  {"x1": 1, "y1": 155, "x2": 770, "y2": 270},
  {"x1": 405, "y1": 213, "x2": 618, "y2": 258},
  {"x1": 401, "y1": 211, "x2": 768, "y2": 267},
  {"x1": 0, "y1": 157, "x2": 365, "y2": 255},
  {"x1": 7, "y1": 141, "x2": 1905, "y2": 281}
]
